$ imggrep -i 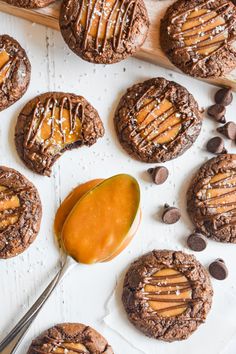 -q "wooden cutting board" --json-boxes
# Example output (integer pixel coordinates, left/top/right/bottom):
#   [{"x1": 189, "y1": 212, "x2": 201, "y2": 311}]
[{"x1": 1, "y1": 0, "x2": 236, "y2": 90}]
